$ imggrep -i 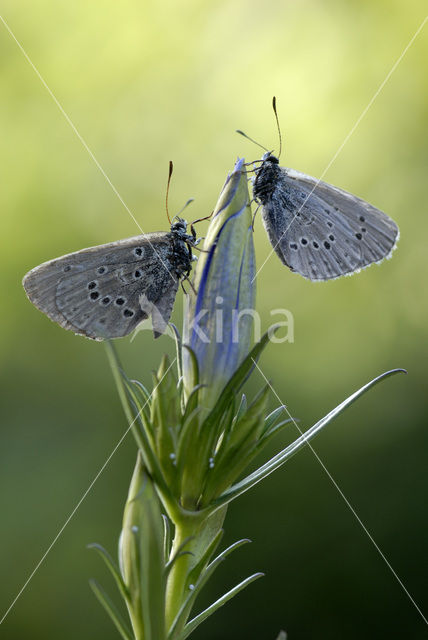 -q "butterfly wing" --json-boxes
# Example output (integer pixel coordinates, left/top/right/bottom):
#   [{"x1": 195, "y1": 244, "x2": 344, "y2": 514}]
[
  {"x1": 23, "y1": 233, "x2": 180, "y2": 339},
  {"x1": 261, "y1": 167, "x2": 399, "y2": 281}
]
